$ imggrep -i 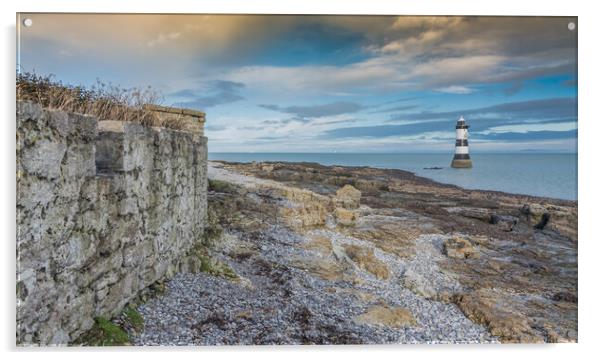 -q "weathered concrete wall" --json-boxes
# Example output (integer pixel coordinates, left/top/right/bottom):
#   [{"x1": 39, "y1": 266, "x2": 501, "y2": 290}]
[{"x1": 16, "y1": 101, "x2": 208, "y2": 345}]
